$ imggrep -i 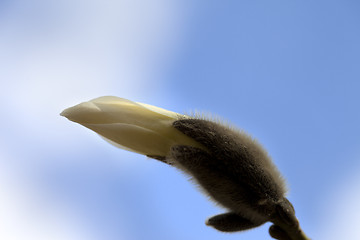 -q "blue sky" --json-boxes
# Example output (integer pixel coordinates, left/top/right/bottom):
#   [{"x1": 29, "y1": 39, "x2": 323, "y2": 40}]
[{"x1": 1, "y1": 1, "x2": 360, "y2": 239}]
